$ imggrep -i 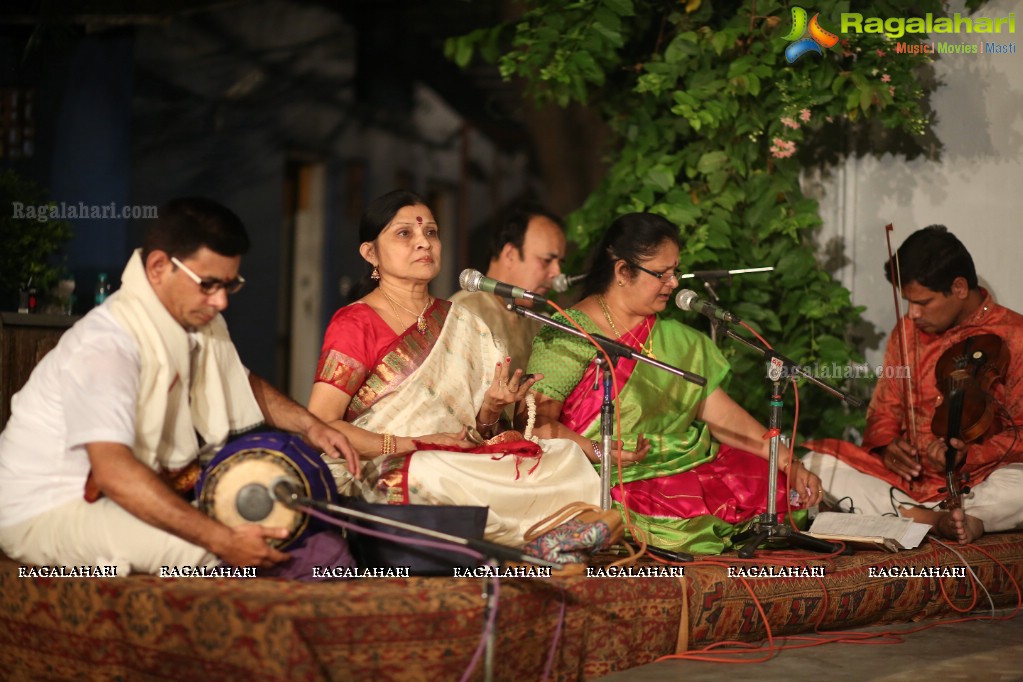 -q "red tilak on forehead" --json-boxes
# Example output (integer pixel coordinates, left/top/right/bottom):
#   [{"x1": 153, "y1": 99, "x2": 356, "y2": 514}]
[{"x1": 416, "y1": 216, "x2": 423, "y2": 224}]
